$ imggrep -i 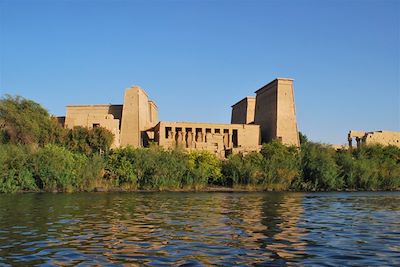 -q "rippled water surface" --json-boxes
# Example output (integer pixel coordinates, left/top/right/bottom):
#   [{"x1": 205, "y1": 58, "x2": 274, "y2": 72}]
[{"x1": 0, "y1": 192, "x2": 399, "y2": 266}]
